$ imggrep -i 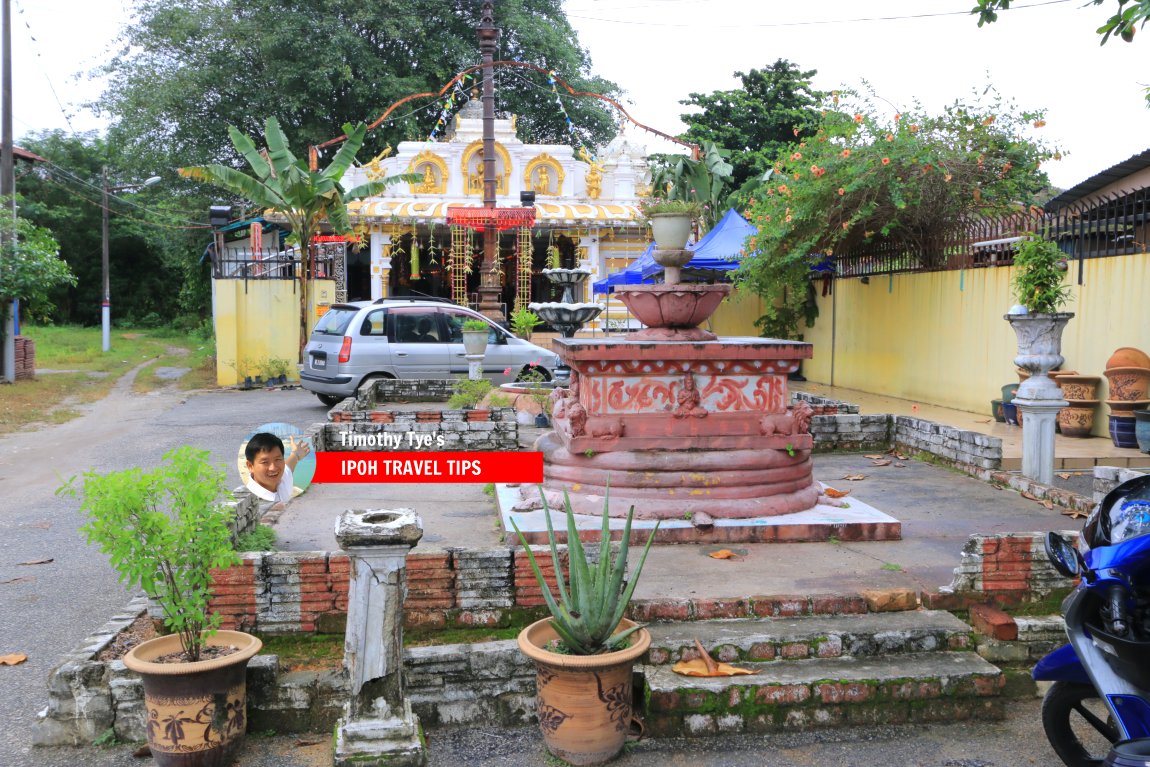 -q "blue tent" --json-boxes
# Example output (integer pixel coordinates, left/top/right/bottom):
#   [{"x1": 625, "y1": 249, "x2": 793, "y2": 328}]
[
  {"x1": 592, "y1": 243, "x2": 658, "y2": 294},
  {"x1": 639, "y1": 208, "x2": 755, "y2": 279}
]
